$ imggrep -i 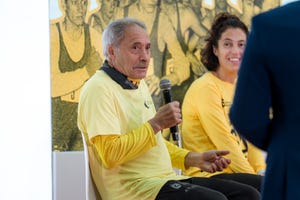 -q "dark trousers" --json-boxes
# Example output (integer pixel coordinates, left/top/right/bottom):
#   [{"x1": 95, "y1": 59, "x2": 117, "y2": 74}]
[
  {"x1": 156, "y1": 174, "x2": 261, "y2": 200},
  {"x1": 212, "y1": 173, "x2": 262, "y2": 192}
]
